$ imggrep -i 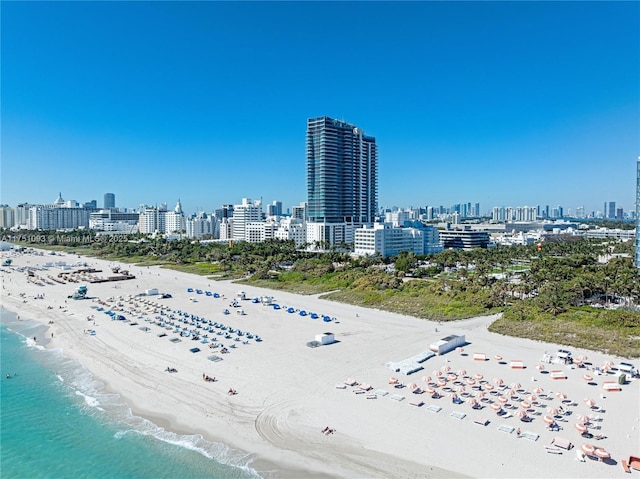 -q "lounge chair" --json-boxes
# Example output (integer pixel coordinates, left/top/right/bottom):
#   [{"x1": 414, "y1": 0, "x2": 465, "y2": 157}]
[{"x1": 474, "y1": 418, "x2": 489, "y2": 426}]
